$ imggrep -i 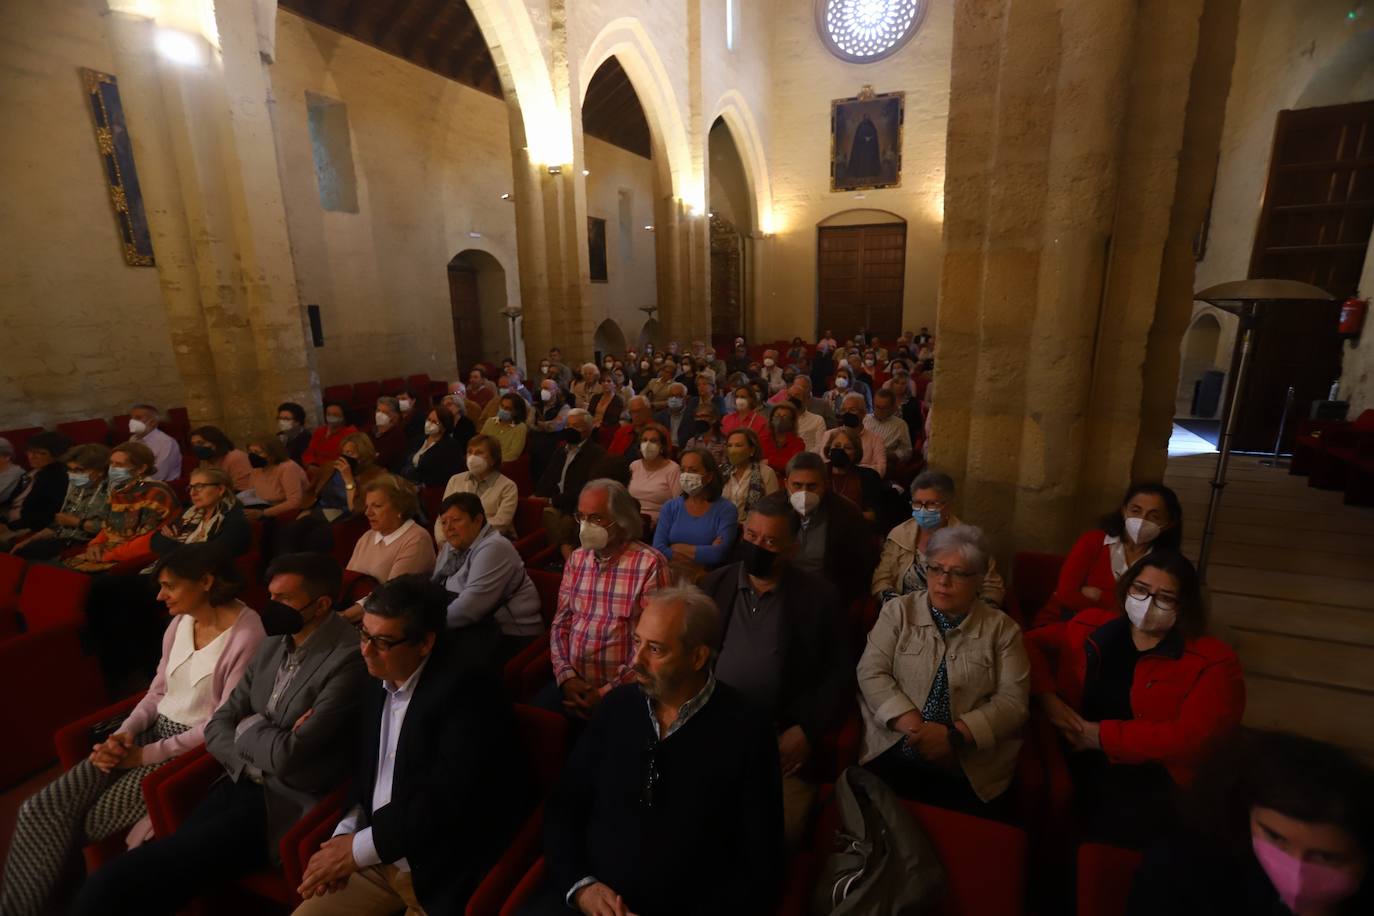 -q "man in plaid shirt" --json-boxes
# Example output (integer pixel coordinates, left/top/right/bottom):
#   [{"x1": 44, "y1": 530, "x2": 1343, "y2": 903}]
[{"x1": 549, "y1": 479, "x2": 671, "y2": 719}]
